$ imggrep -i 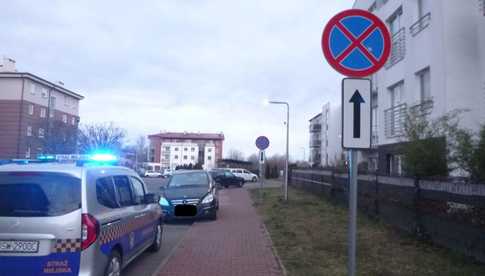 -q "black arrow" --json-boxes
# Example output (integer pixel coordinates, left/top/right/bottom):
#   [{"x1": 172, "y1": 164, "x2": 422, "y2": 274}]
[{"x1": 349, "y1": 90, "x2": 365, "y2": 138}]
